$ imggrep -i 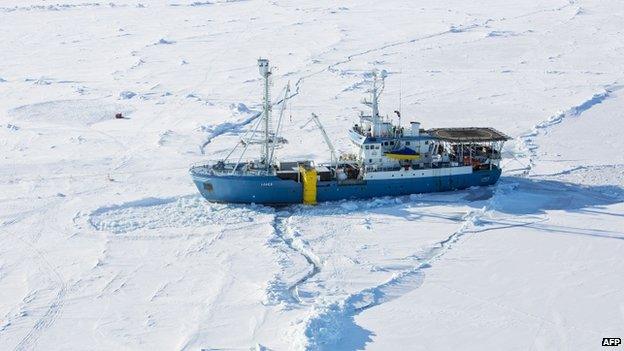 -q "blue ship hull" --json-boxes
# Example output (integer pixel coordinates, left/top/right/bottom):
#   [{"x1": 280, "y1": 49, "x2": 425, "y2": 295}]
[{"x1": 191, "y1": 168, "x2": 502, "y2": 205}]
